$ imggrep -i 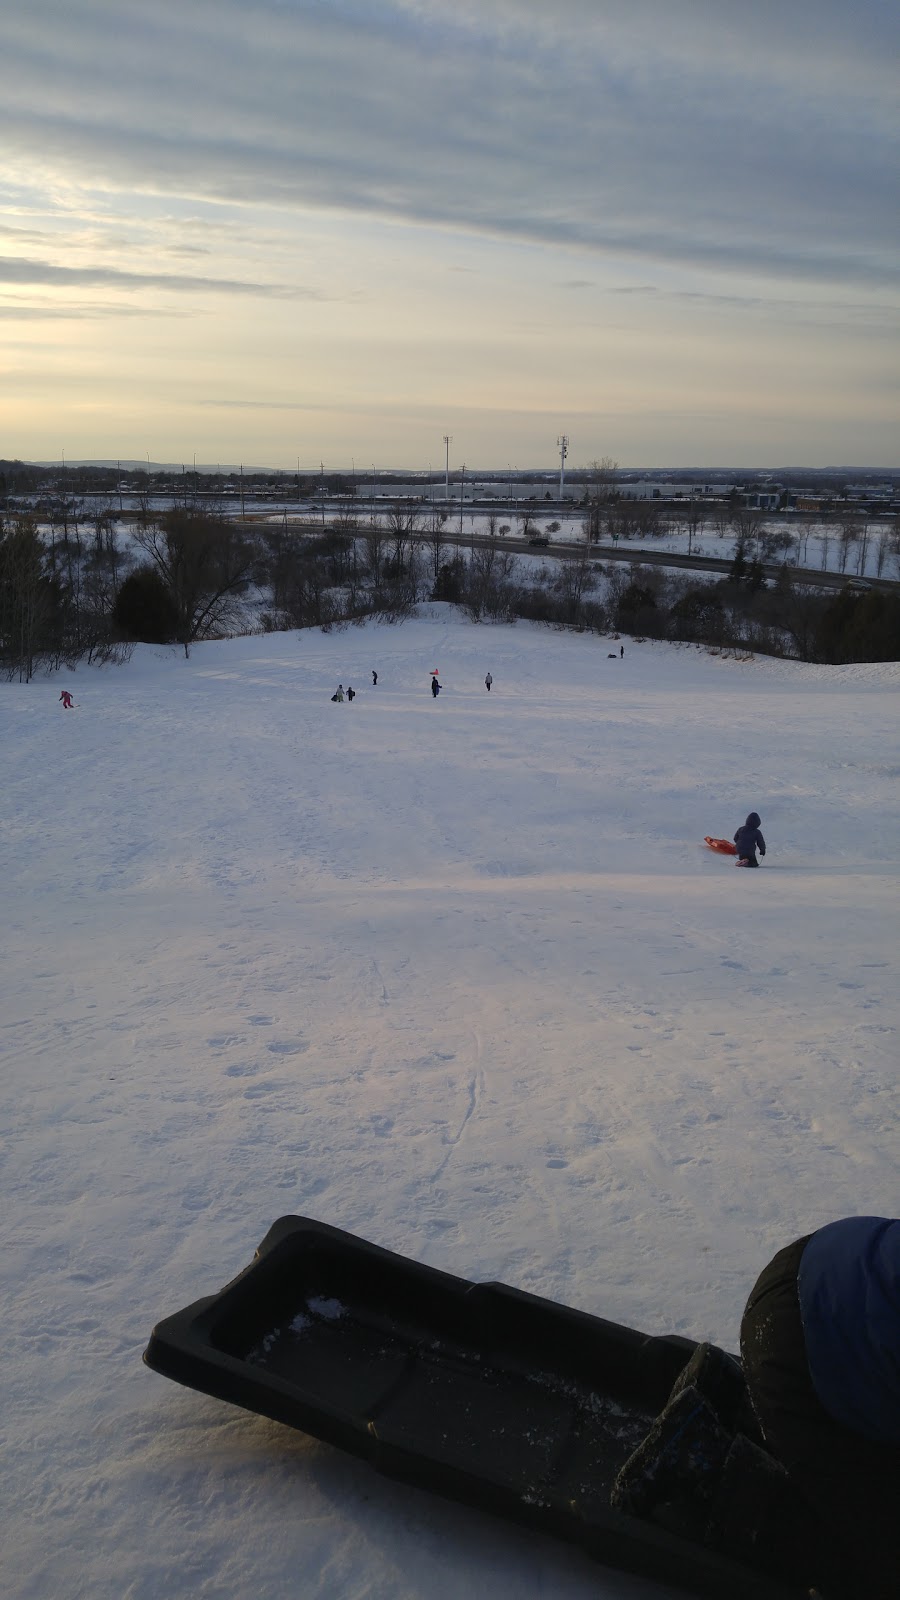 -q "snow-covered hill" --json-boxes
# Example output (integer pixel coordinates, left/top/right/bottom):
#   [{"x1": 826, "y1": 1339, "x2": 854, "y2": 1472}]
[{"x1": 3, "y1": 611, "x2": 897, "y2": 1599}]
